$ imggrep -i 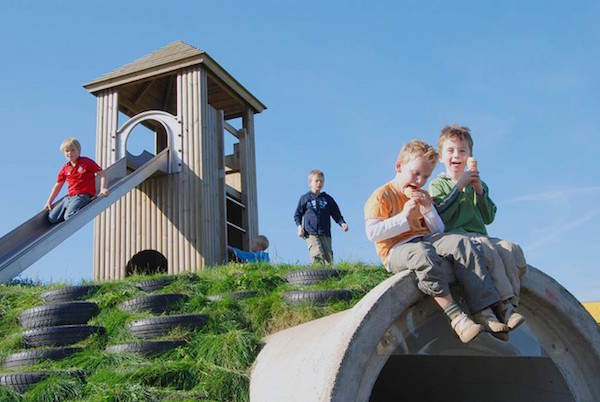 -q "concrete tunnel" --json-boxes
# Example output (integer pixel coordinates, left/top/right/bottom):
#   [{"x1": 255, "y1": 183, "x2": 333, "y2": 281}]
[{"x1": 250, "y1": 266, "x2": 600, "y2": 402}]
